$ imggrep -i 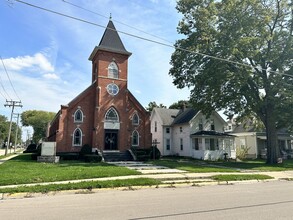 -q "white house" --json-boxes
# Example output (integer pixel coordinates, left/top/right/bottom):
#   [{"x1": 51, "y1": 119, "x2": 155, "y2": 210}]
[
  {"x1": 230, "y1": 121, "x2": 293, "y2": 159},
  {"x1": 150, "y1": 108, "x2": 236, "y2": 160}
]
